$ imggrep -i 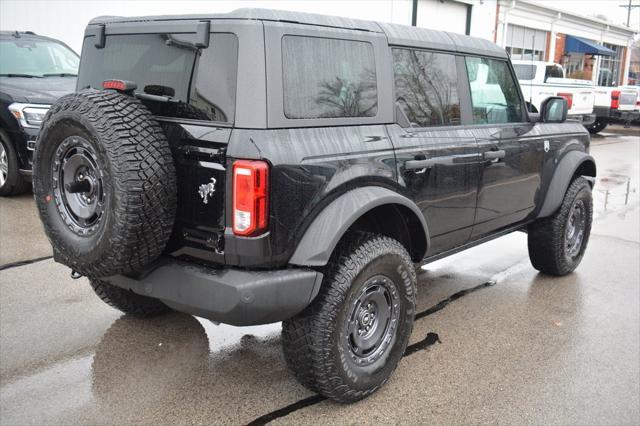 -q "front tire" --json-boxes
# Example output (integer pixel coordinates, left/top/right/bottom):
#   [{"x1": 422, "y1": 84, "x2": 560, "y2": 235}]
[
  {"x1": 282, "y1": 233, "x2": 416, "y2": 403},
  {"x1": 528, "y1": 177, "x2": 593, "y2": 276},
  {"x1": 90, "y1": 279, "x2": 171, "y2": 317},
  {"x1": 0, "y1": 129, "x2": 30, "y2": 196}
]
